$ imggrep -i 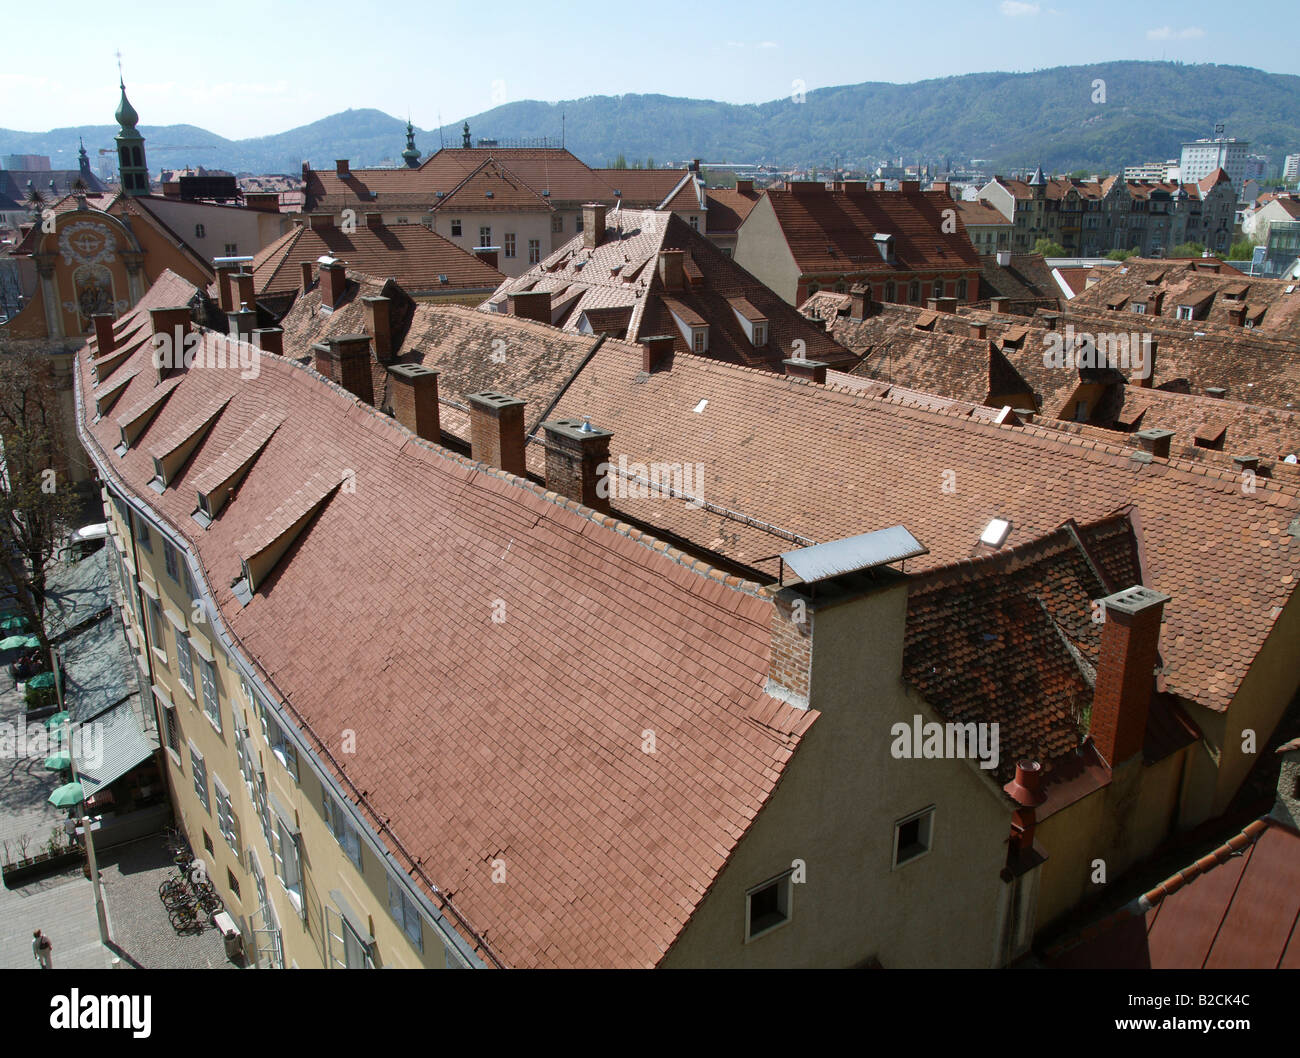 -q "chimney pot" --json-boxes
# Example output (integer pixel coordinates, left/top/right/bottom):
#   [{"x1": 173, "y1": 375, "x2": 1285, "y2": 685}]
[
  {"x1": 783, "y1": 358, "x2": 828, "y2": 384},
  {"x1": 541, "y1": 418, "x2": 613, "y2": 512},
  {"x1": 389, "y1": 363, "x2": 441, "y2": 442},
  {"x1": 1091, "y1": 586, "x2": 1170, "y2": 766},
  {"x1": 319, "y1": 260, "x2": 348, "y2": 310},
  {"x1": 253, "y1": 328, "x2": 282, "y2": 356},
  {"x1": 362, "y1": 295, "x2": 394, "y2": 362},
  {"x1": 227, "y1": 306, "x2": 257, "y2": 342},
  {"x1": 582, "y1": 203, "x2": 608, "y2": 249},
  {"x1": 321, "y1": 334, "x2": 374, "y2": 404},
  {"x1": 640, "y1": 334, "x2": 675, "y2": 374},
  {"x1": 467, "y1": 392, "x2": 527, "y2": 477},
  {"x1": 1134, "y1": 428, "x2": 1174, "y2": 459},
  {"x1": 214, "y1": 263, "x2": 240, "y2": 312}
]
